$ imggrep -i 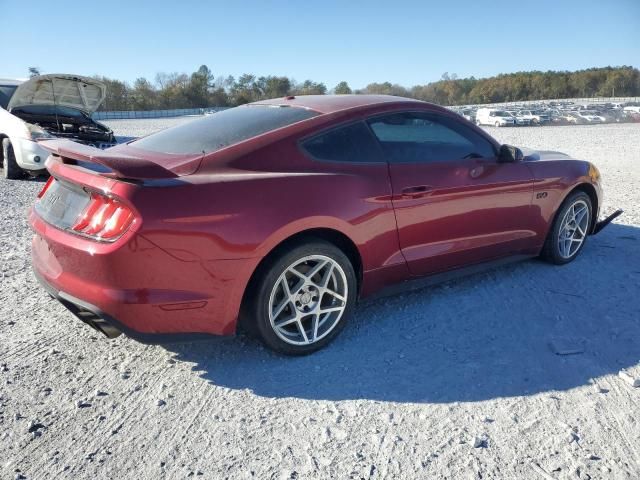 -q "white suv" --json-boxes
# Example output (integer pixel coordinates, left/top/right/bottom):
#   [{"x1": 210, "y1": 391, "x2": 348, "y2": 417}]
[
  {"x1": 475, "y1": 108, "x2": 516, "y2": 127},
  {"x1": 0, "y1": 74, "x2": 115, "y2": 179}
]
